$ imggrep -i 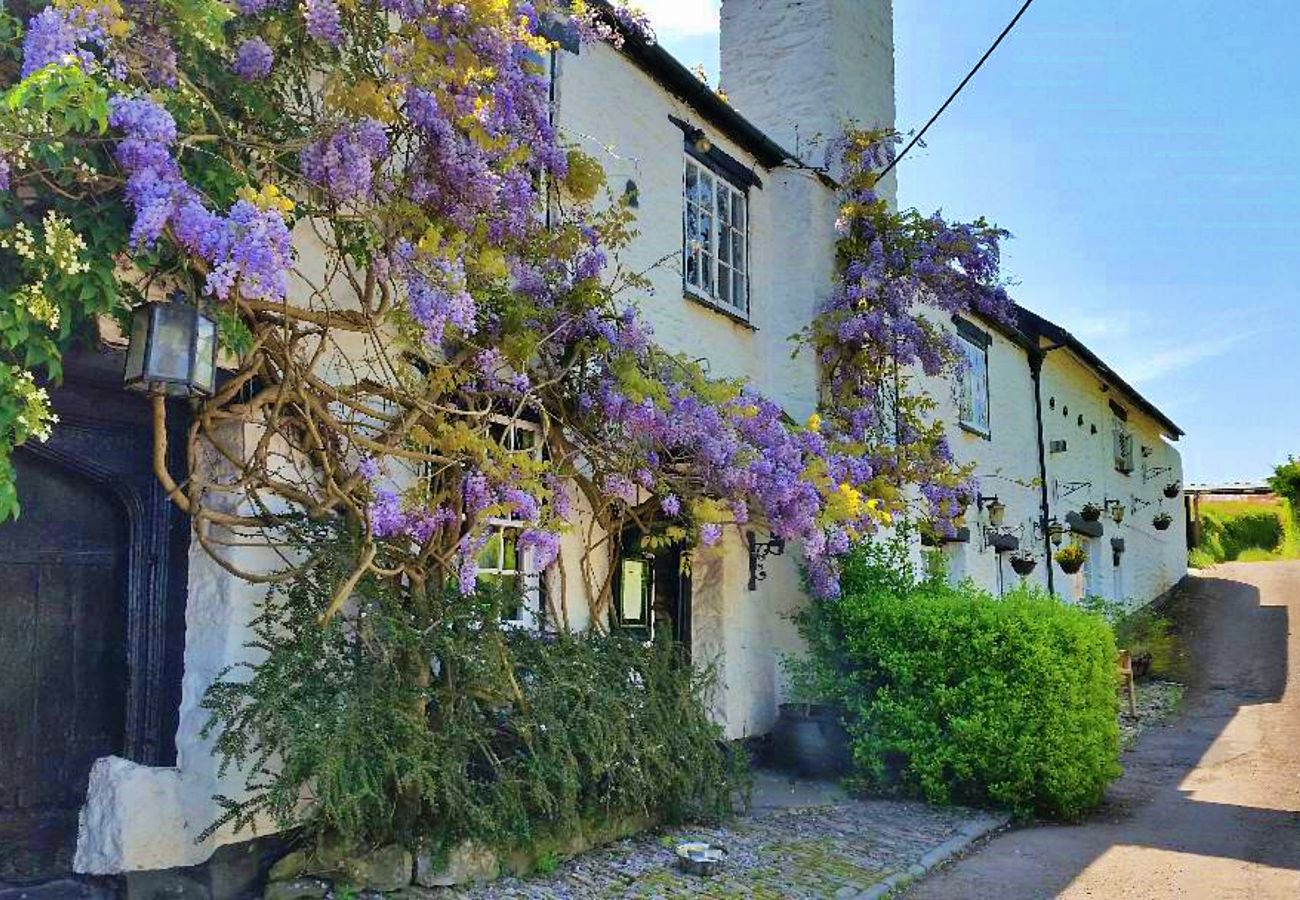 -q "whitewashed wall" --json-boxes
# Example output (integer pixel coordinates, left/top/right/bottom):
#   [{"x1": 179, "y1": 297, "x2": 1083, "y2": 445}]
[
  {"x1": 720, "y1": 0, "x2": 897, "y2": 198},
  {"x1": 930, "y1": 321, "x2": 1052, "y2": 593},
  {"x1": 550, "y1": 38, "x2": 840, "y2": 738},
  {"x1": 1037, "y1": 347, "x2": 1186, "y2": 607}
]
